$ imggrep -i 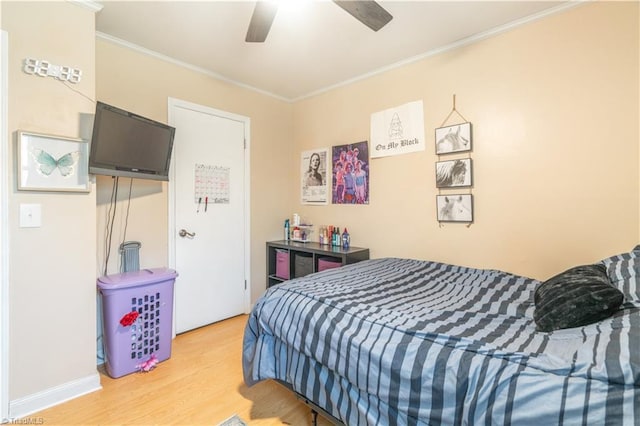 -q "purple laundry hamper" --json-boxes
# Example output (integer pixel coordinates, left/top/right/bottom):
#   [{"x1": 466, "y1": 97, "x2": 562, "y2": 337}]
[{"x1": 97, "y1": 268, "x2": 177, "y2": 378}]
